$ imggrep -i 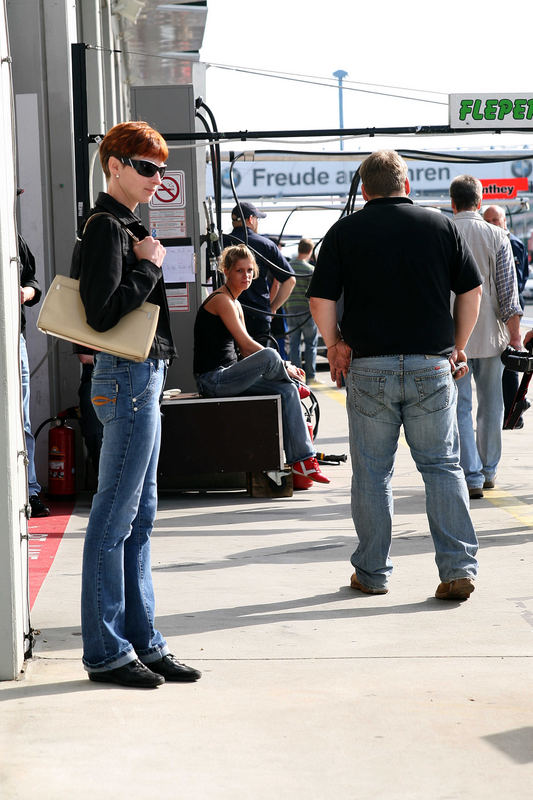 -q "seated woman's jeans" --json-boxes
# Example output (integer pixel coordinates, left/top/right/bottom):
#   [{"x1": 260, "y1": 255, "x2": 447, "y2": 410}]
[
  {"x1": 196, "y1": 348, "x2": 314, "y2": 465},
  {"x1": 81, "y1": 354, "x2": 169, "y2": 672}
]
